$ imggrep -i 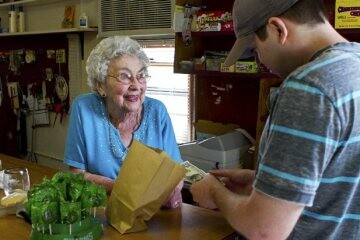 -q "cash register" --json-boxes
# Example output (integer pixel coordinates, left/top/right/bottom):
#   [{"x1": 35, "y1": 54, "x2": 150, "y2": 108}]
[{"x1": 179, "y1": 129, "x2": 254, "y2": 172}]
